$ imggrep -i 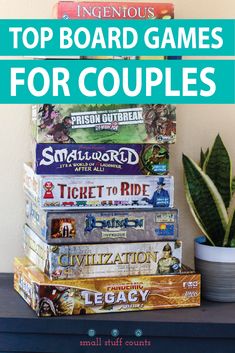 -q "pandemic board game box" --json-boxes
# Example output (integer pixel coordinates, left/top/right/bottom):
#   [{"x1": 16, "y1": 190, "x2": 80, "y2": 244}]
[
  {"x1": 33, "y1": 143, "x2": 169, "y2": 175},
  {"x1": 24, "y1": 163, "x2": 174, "y2": 210},
  {"x1": 57, "y1": 2, "x2": 174, "y2": 60},
  {"x1": 23, "y1": 224, "x2": 182, "y2": 280},
  {"x1": 32, "y1": 104, "x2": 176, "y2": 145},
  {"x1": 25, "y1": 195, "x2": 178, "y2": 244},
  {"x1": 14, "y1": 257, "x2": 200, "y2": 317}
]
